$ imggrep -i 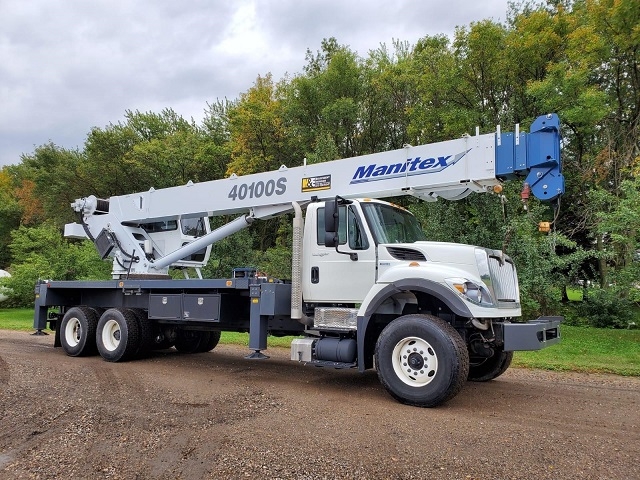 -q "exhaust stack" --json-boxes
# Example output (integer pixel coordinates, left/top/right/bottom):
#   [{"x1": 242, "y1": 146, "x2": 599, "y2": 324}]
[{"x1": 290, "y1": 202, "x2": 313, "y2": 326}]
